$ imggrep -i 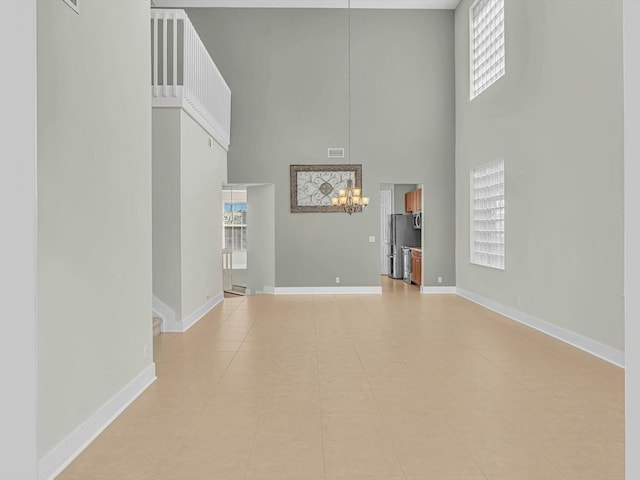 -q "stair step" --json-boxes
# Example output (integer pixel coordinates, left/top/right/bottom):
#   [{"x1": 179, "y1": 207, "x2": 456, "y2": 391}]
[{"x1": 152, "y1": 316, "x2": 162, "y2": 337}]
